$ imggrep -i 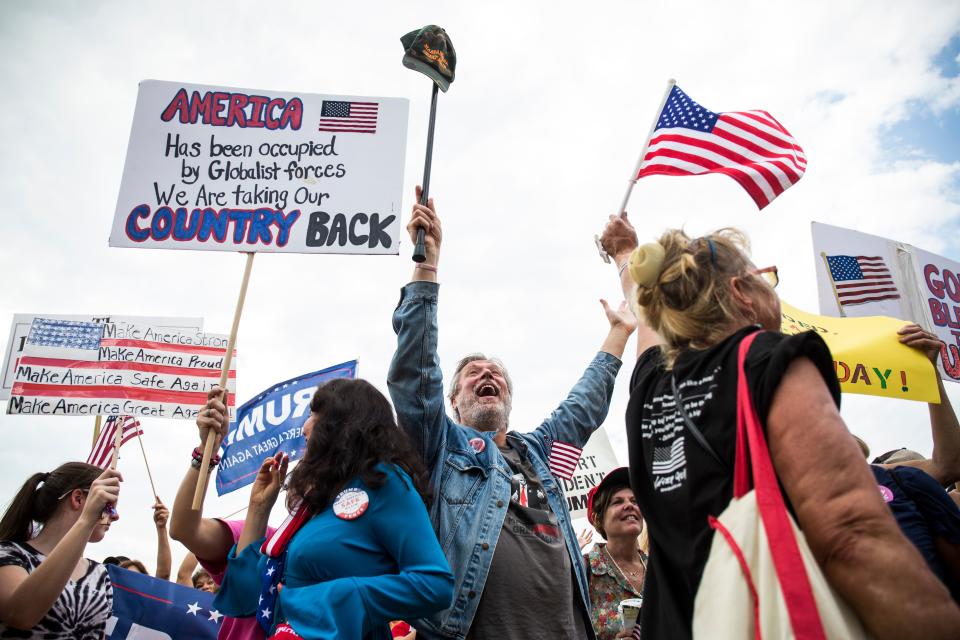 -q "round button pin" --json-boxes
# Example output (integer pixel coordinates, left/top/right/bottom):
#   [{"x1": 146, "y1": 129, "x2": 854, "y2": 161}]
[{"x1": 333, "y1": 488, "x2": 370, "y2": 520}]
